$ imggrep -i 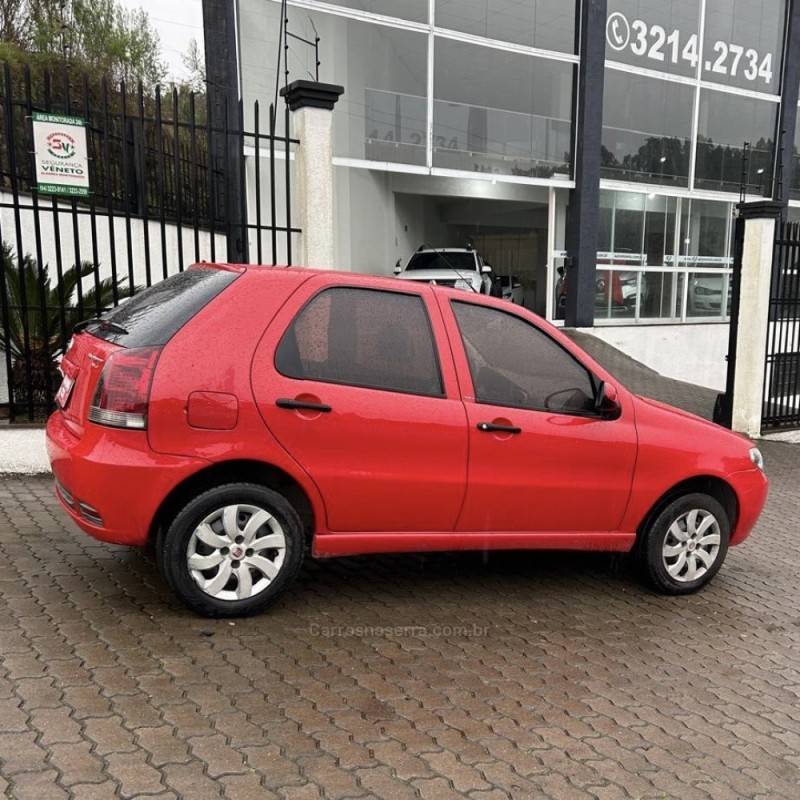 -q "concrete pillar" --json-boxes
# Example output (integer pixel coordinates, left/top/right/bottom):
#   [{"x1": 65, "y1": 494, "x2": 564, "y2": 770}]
[
  {"x1": 280, "y1": 80, "x2": 344, "y2": 269},
  {"x1": 731, "y1": 201, "x2": 782, "y2": 436}
]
